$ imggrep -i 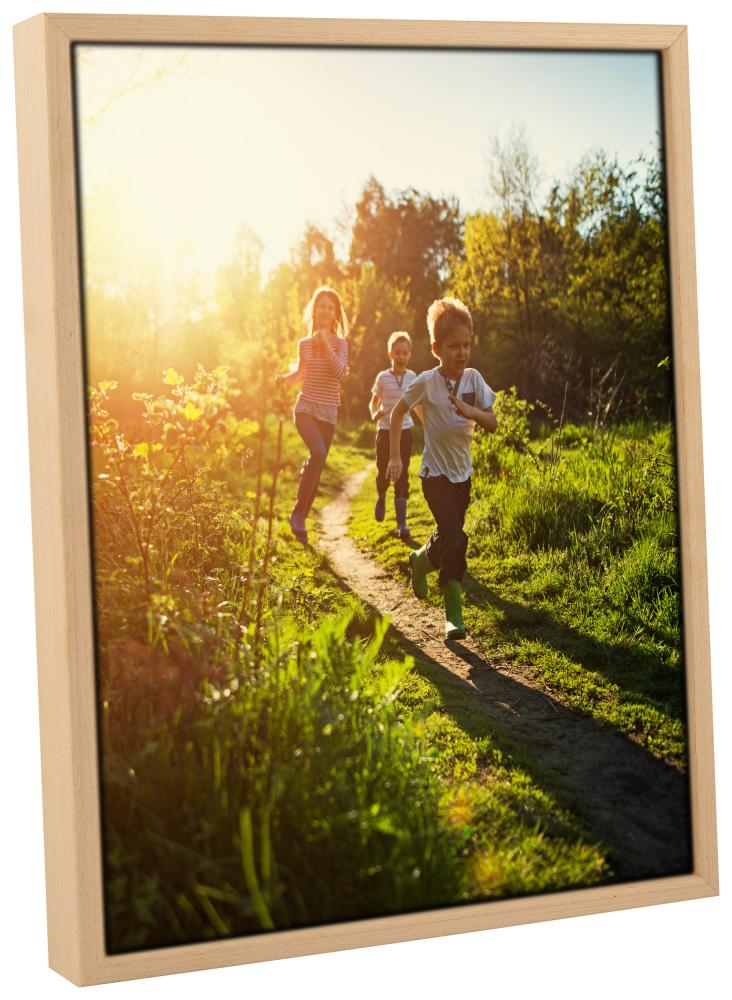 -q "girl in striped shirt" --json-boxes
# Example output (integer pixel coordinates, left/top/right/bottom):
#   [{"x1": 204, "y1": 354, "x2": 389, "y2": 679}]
[{"x1": 276, "y1": 286, "x2": 349, "y2": 543}]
